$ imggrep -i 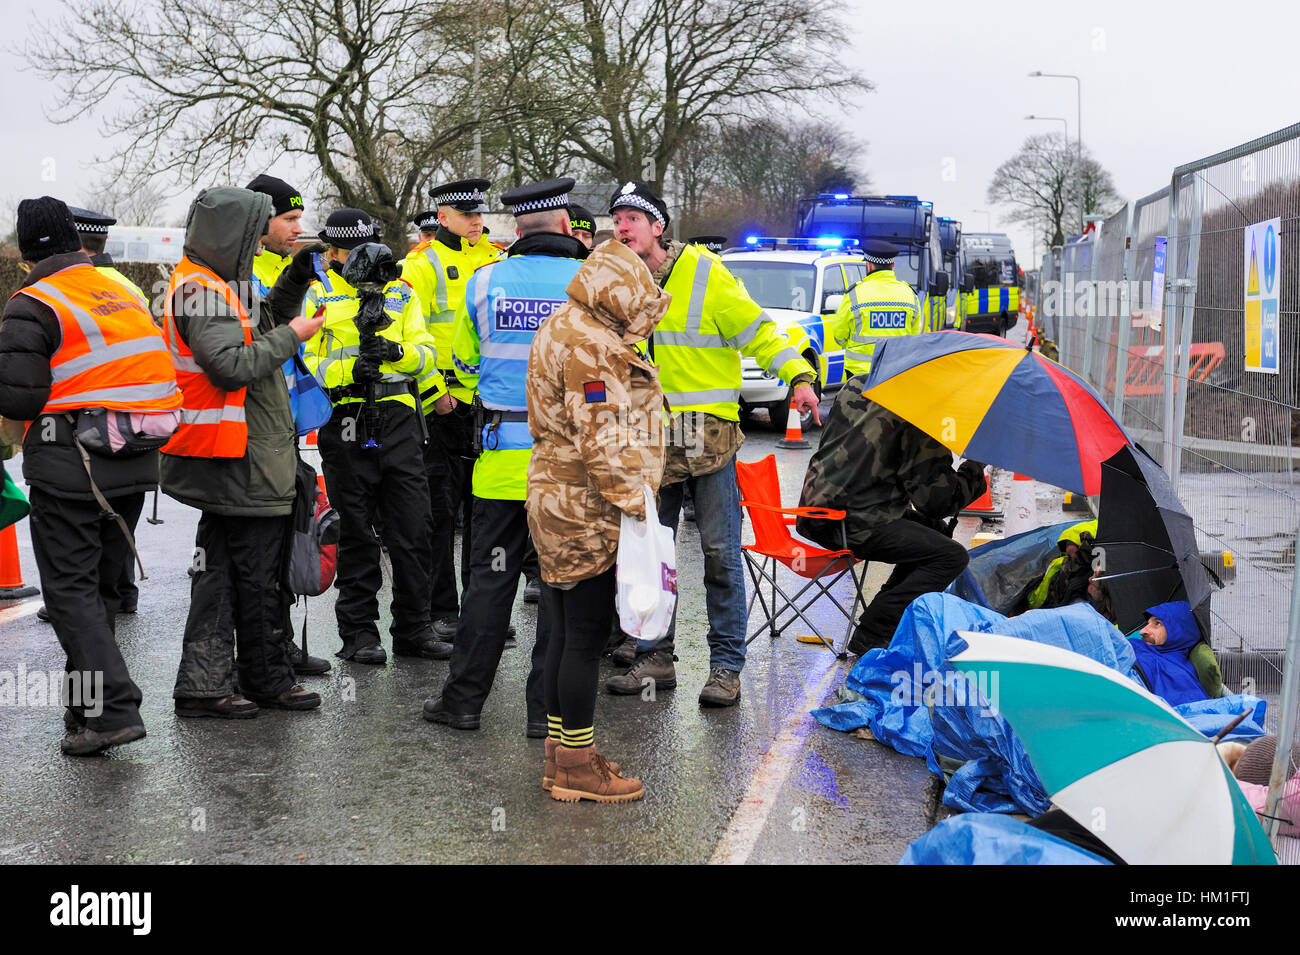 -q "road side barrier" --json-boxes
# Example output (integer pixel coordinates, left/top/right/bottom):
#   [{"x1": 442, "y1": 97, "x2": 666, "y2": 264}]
[{"x1": 1005, "y1": 473, "x2": 1037, "y2": 536}]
